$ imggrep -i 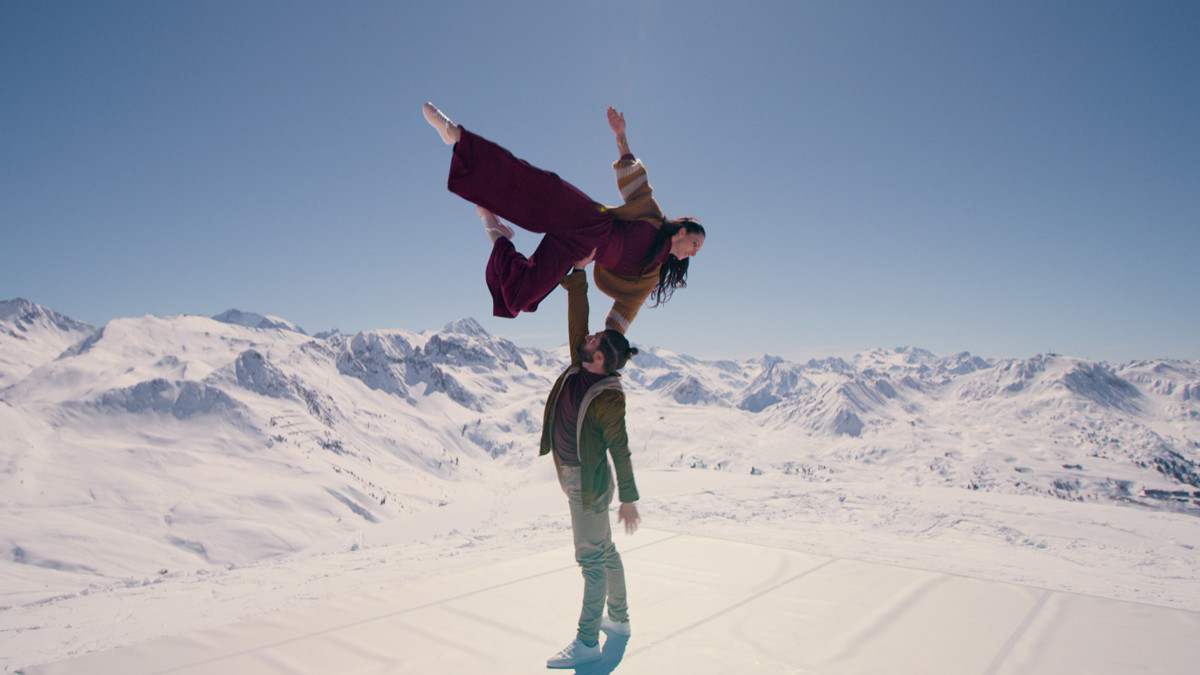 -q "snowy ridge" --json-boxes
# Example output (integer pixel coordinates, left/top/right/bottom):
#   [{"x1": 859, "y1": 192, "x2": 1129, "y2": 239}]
[
  {"x1": 2, "y1": 300, "x2": 1199, "y2": 609},
  {"x1": 211, "y1": 308, "x2": 306, "y2": 334}
]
